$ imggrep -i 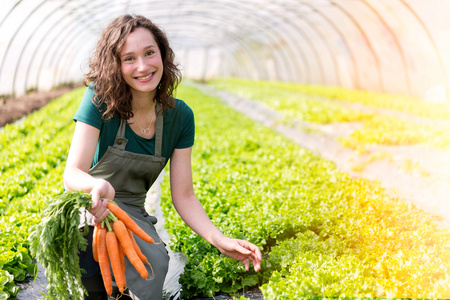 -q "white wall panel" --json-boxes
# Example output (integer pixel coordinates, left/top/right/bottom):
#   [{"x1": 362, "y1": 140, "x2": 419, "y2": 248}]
[{"x1": 0, "y1": 0, "x2": 449, "y2": 103}]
